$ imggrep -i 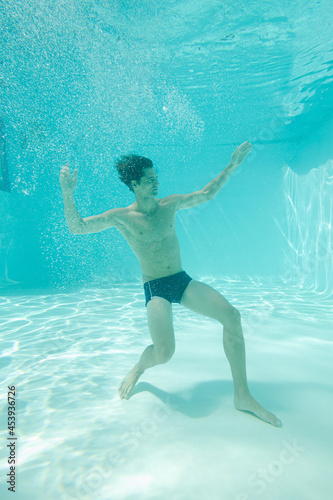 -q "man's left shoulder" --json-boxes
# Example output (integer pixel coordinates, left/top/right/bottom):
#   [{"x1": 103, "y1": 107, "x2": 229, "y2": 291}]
[{"x1": 158, "y1": 194, "x2": 181, "y2": 210}]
